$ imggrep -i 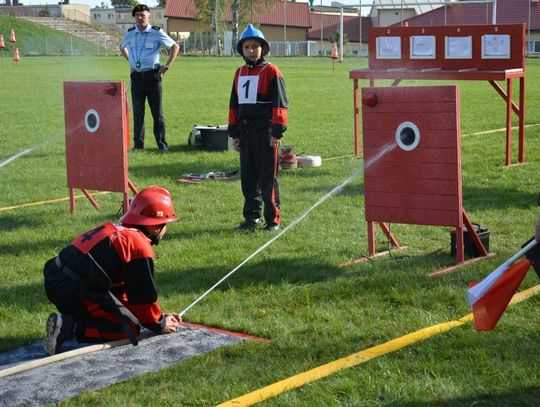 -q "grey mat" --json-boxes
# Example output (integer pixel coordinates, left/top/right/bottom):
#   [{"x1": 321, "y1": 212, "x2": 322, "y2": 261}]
[{"x1": 0, "y1": 325, "x2": 248, "y2": 406}]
